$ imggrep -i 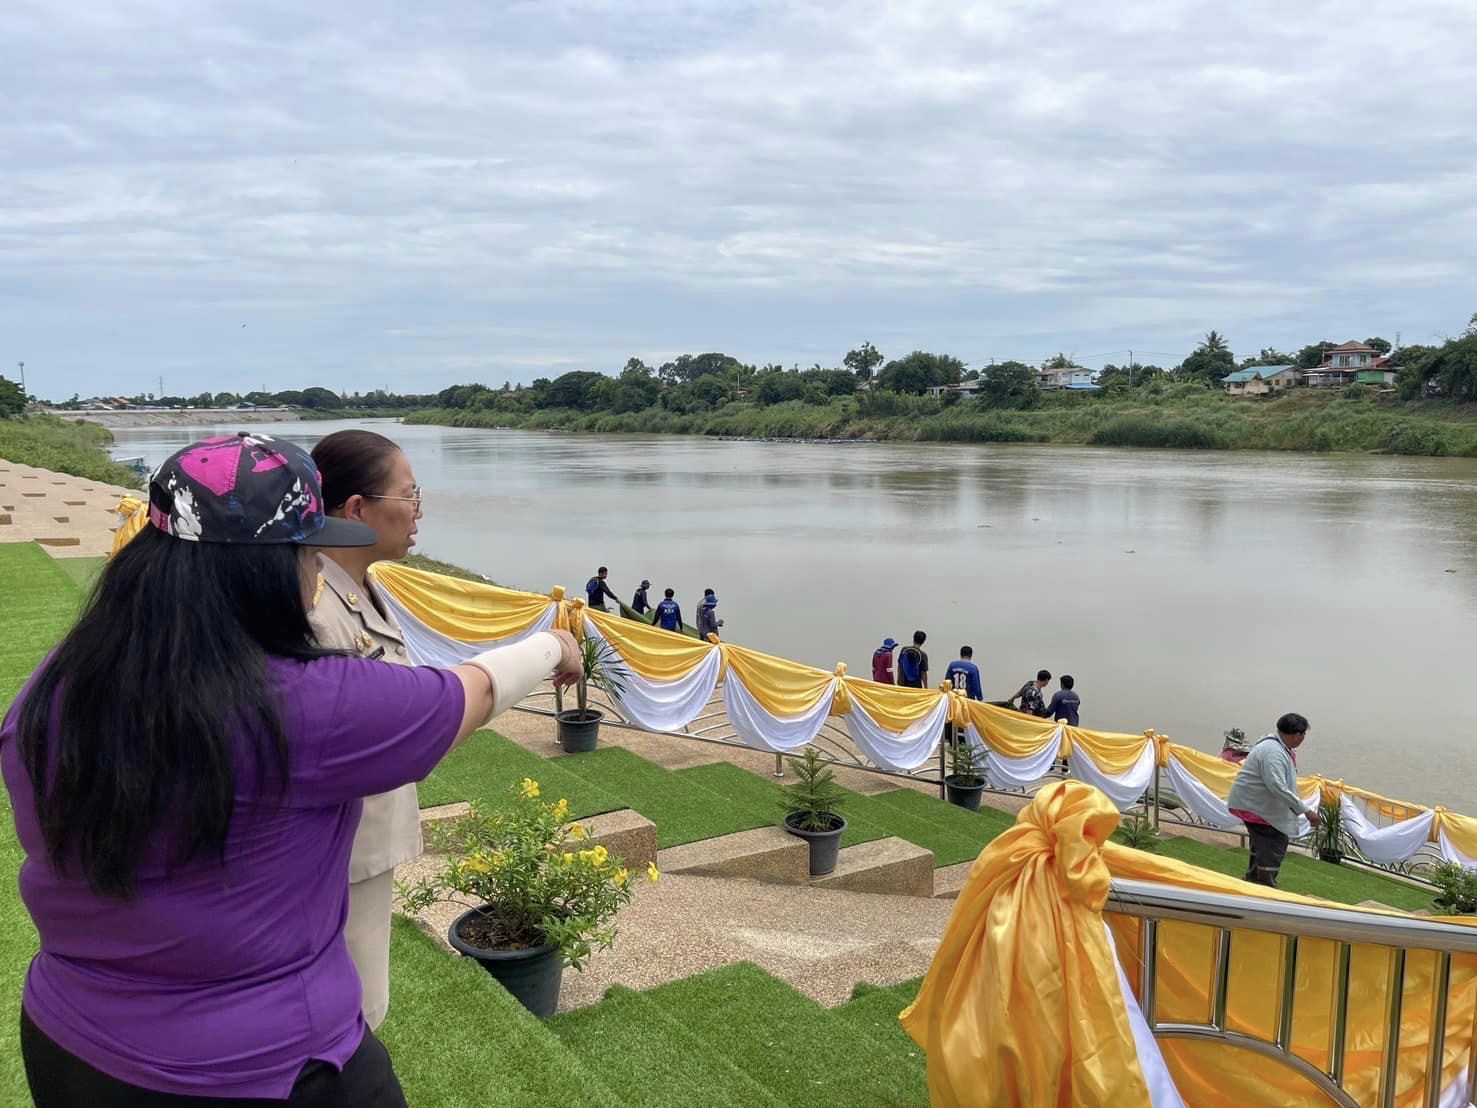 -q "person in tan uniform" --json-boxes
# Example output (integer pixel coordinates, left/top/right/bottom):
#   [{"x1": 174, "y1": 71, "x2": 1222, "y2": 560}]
[{"x1": 307, "y1": 429, "x2": 428, "y2": 1030}]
